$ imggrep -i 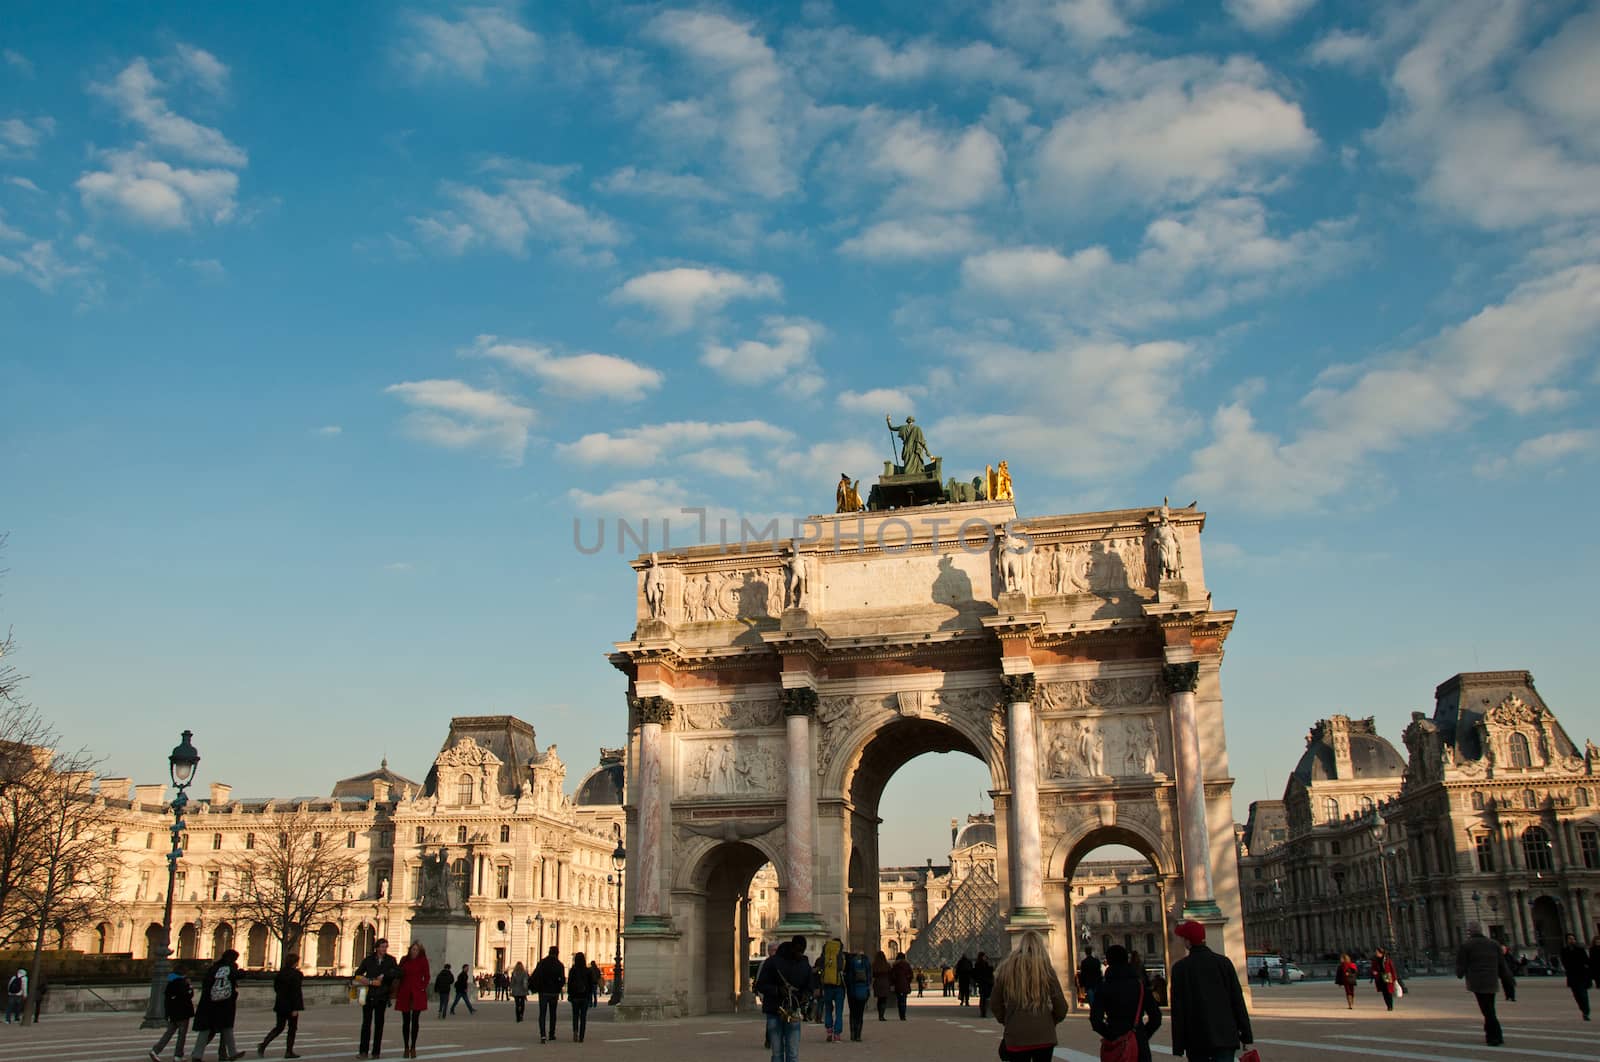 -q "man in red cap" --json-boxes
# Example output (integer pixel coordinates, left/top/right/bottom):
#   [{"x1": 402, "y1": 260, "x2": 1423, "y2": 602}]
[{"x1": 1169, "y1": 920, "x2": 1253, "y2": 1061}]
